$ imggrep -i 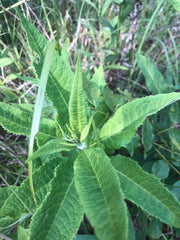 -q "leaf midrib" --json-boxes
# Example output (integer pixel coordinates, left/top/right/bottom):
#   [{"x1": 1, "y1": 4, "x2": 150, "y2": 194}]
[
  {"x1": 0, "y1": 114, "x2": 58, "y2": 140},
  {"x1": 45, "y1": 178, "x2": 74, "y2": 239},
  {"x1": 84, "y1": 149, "x2": 119, "y2": 237},
  {"x1": 100, "y1": 98, "x2": 179, "y2": 141},
  {"x1": 49, "y1": 70, "x2": 69, "y2": 109},
  {"x1": 115, "y1": 168, "x2": 177, "y2": 219}
]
